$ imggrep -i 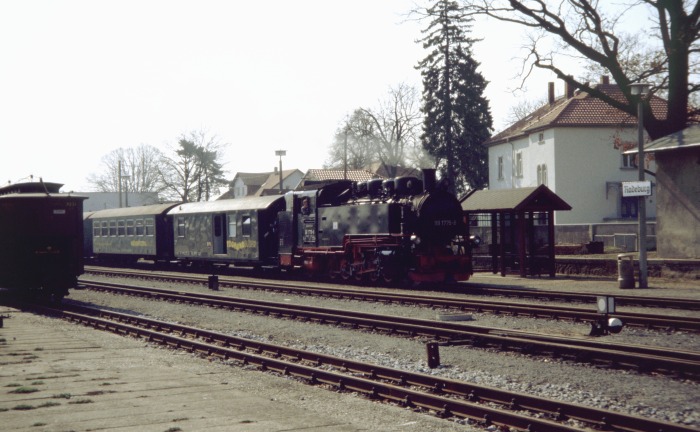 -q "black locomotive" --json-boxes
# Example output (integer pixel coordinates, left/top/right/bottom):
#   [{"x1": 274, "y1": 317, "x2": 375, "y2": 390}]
[
  {"x1": 85, "y1": 169, "x2": 476, "y2": 284},
  {"x1": 0, "y1": 181, "x2": 86, "y2": 301}
]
